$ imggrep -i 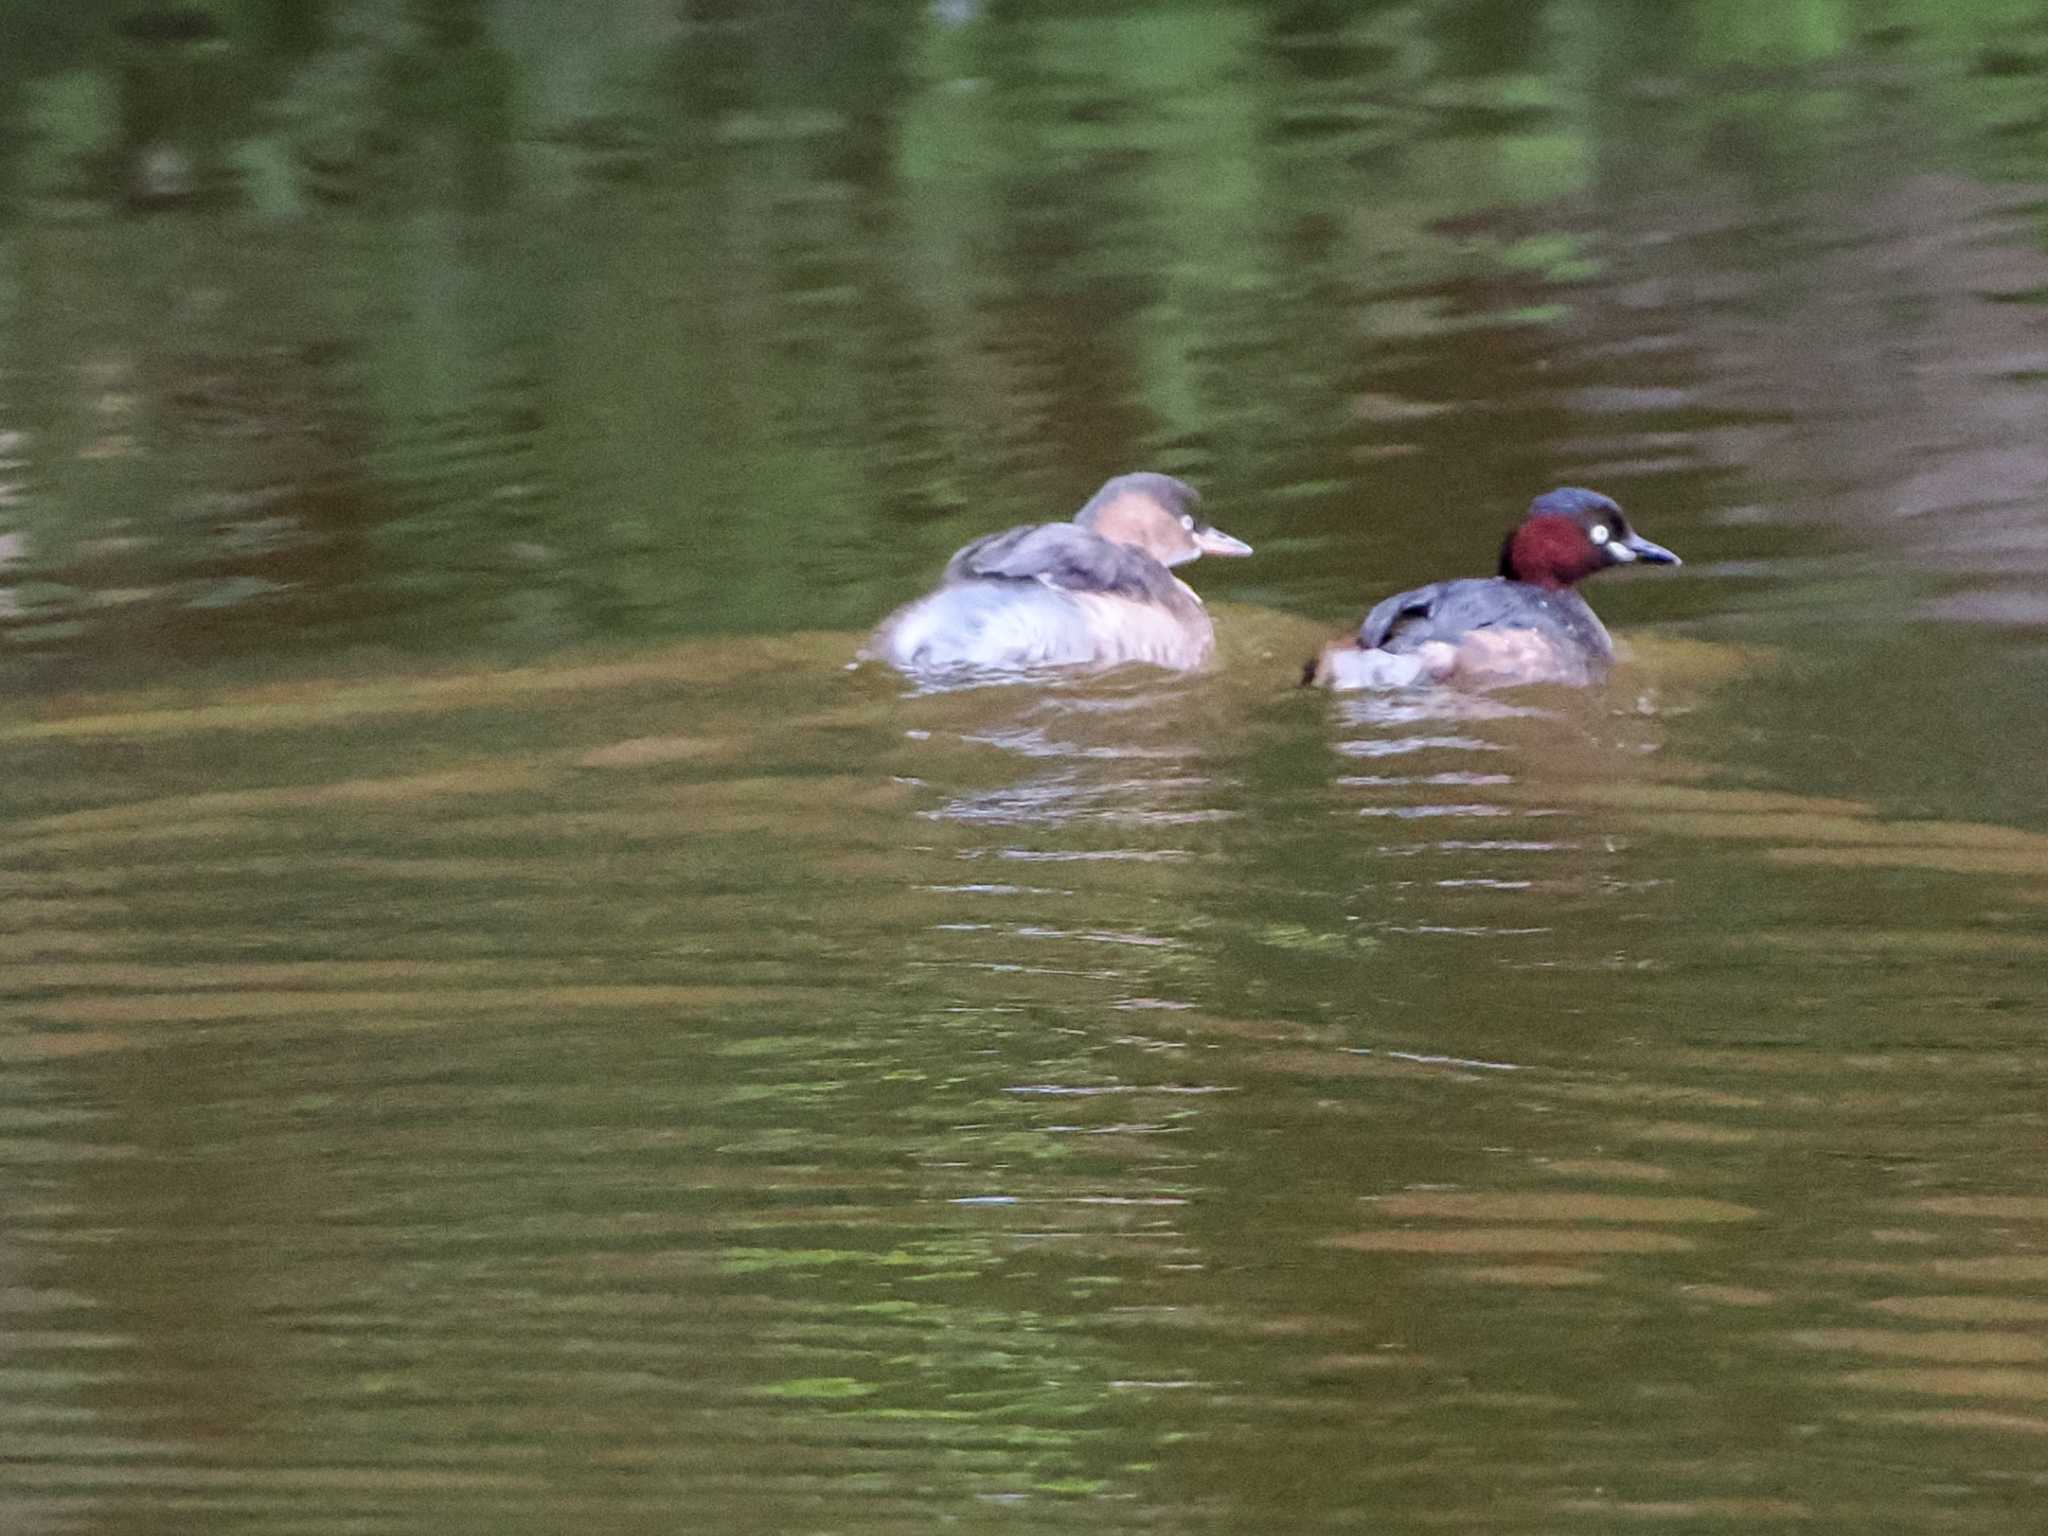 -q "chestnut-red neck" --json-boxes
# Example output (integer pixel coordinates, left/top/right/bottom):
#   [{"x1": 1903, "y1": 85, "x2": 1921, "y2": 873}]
[{"x1": 1500, "y1": 515, "x2": 1600, "y2": 589}]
